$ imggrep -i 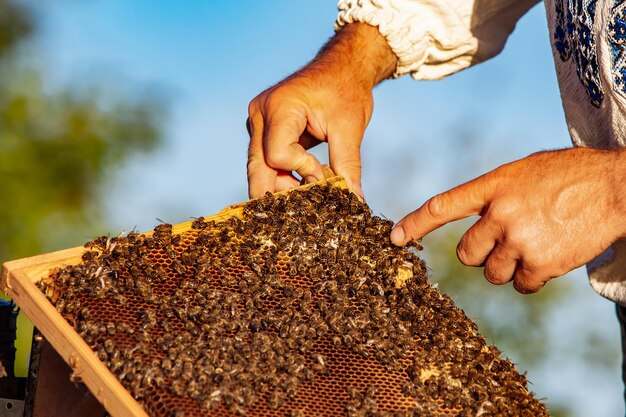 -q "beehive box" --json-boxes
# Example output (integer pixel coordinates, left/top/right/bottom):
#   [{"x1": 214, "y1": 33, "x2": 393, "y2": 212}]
[{"x1": 1, "y1": 170, "x2": 548, "y2": 417}]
